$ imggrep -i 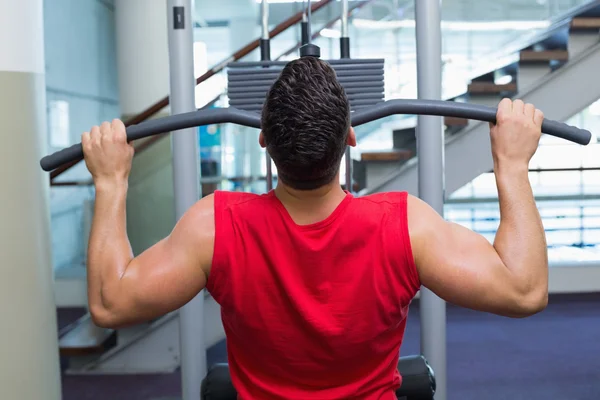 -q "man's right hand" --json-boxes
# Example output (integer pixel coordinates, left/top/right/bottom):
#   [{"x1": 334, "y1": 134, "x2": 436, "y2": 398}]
[{"x1": 490, "y1": 98, "x2": 544, "y2": 169}]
